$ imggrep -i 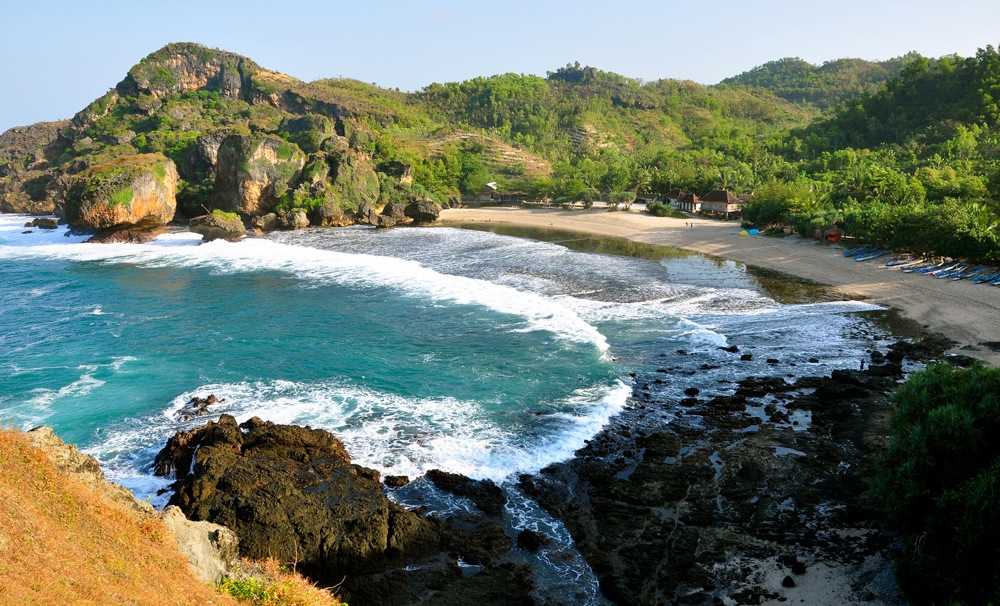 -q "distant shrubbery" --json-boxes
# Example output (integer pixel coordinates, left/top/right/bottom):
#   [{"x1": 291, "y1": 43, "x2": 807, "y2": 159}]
[{"x1": 877, "y1": 363, "x2": 1000, "y2": 605}]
